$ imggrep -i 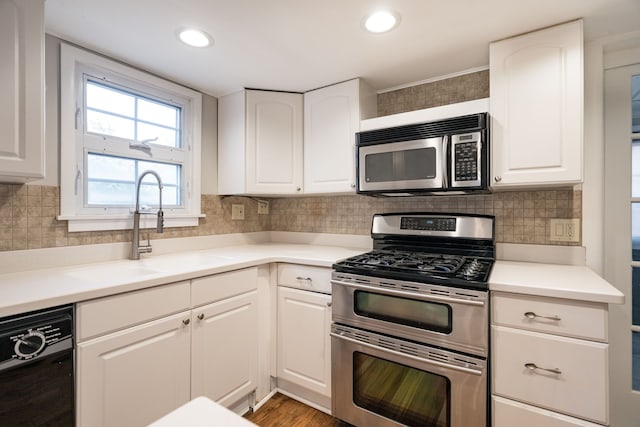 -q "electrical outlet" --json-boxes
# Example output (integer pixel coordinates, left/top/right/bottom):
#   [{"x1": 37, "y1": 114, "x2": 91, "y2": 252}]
[
  {"x1": 257, "y1": 201, "x2": 269, "y2": 215},
  {"x1": 231, "y1": 204, "x2": 245, "y2": 220},
  {"x1": 549, "y1": 218, "x2": 580, "y2": 242}
]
